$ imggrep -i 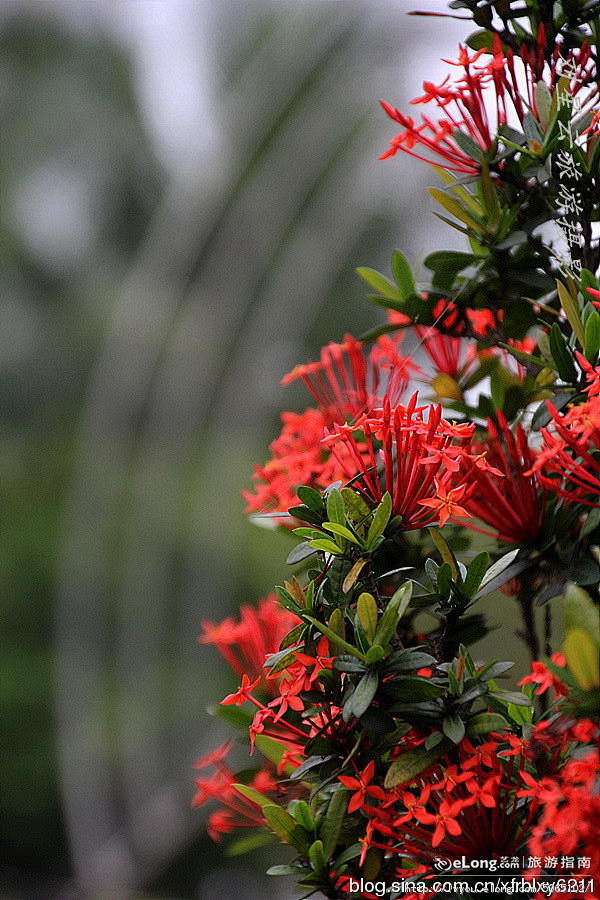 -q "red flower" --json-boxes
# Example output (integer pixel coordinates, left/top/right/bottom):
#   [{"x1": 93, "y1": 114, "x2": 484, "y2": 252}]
[
  {"x1": 242, "y1": 406, "x2": 352, "y2": 518},
  {"x1": 414, "y1": 797, "x2": 464, "y2": 847},
  {"x1": 465, "y1": 307, "x2": 503, "y2": 338},
  {"x1": 338, "y1": 760, "x2": 387, "y2": 814},
  {"x1": 518, "y1": 653, "x2": 568, "y2": 697},
  {"x1": 221, "y1": 673, "x2": 261, "y2": 706},
  {"x1": 418, "y1": 480, "x2": 472, "y2": 527},
  {"x1": 193, "y1": 745, "x2": 280, "y2": 842},
  {"x1": 323, "y1": 393, "x2": 477, "y2": 529}
]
